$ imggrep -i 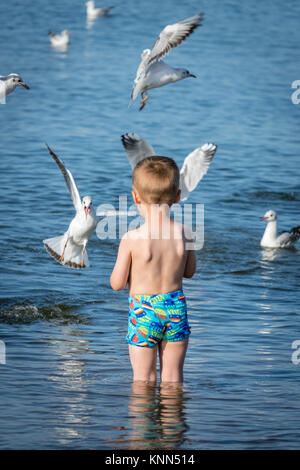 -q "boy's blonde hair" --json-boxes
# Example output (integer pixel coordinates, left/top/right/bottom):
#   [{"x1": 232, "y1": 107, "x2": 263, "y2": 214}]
[{"x1": 132, "y1": 156, "x2": 180, "y2": 205}]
